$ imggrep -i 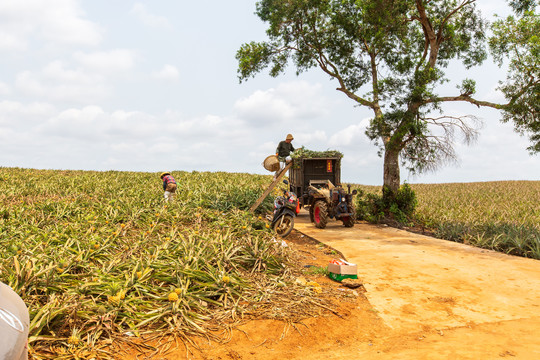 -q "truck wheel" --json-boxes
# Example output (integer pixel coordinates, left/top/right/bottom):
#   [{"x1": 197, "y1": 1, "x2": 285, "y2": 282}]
[
  {"x1": 313, "y1": 201, "x2": 328, "y2": 229},
  {"x1": 342, "y1": 205, "x2": 356, "y2": 227}
]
